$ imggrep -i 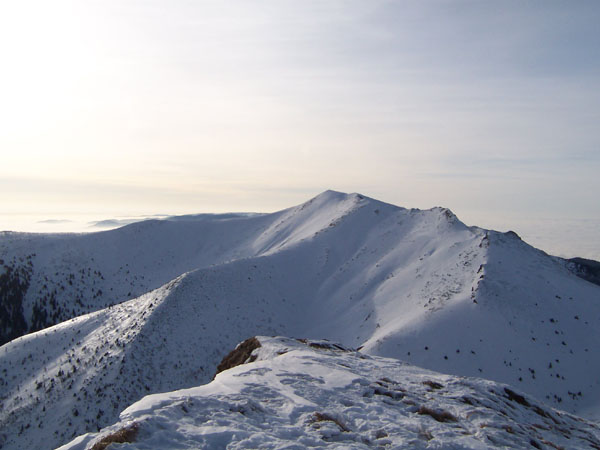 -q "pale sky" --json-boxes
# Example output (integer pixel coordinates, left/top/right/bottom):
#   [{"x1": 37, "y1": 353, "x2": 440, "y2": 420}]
[{"x1": 0, "y1": 1, "x2": 599, "y2": 258}]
